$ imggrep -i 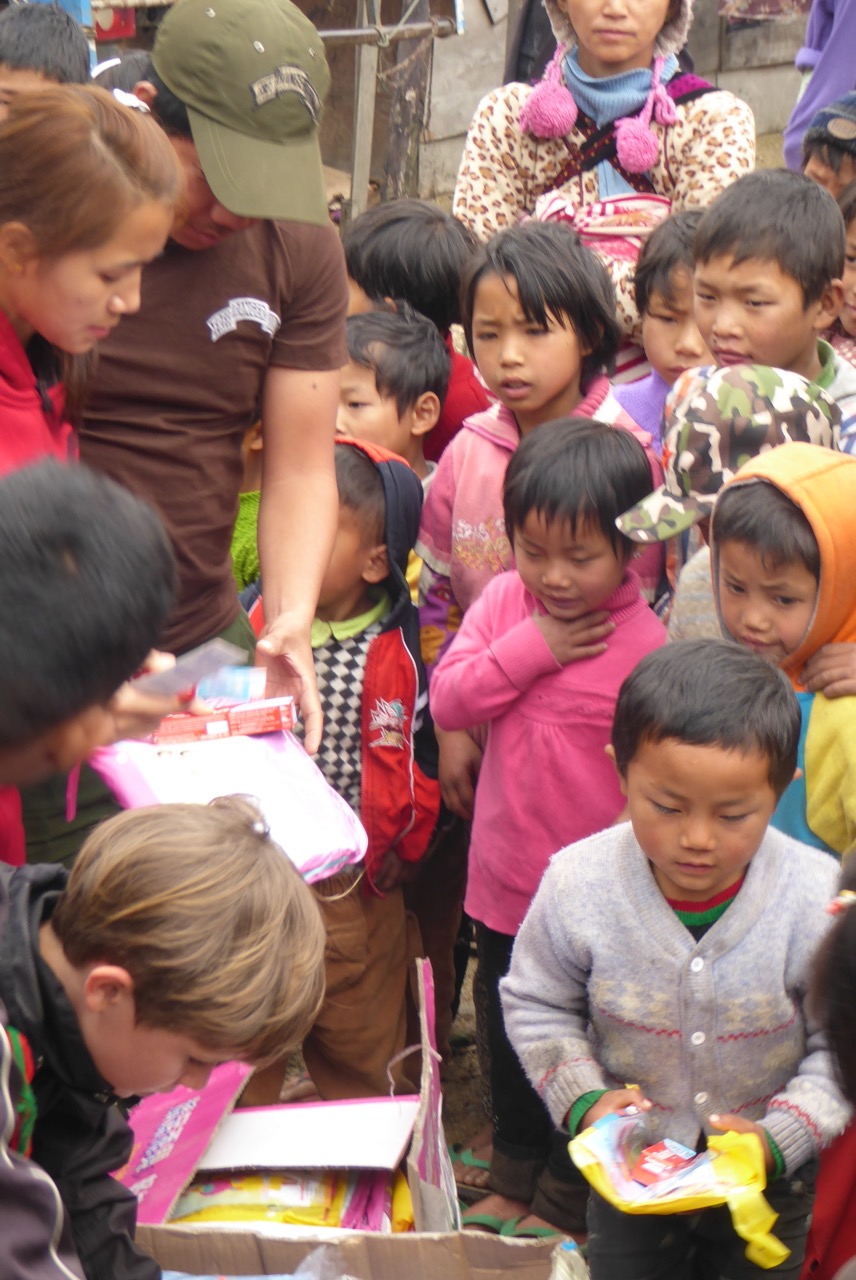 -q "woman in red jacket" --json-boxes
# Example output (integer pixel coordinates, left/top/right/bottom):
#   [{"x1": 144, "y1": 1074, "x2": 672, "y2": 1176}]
[{"x1": 0, "y1": 84, "x2": 181, "y2": 863}]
